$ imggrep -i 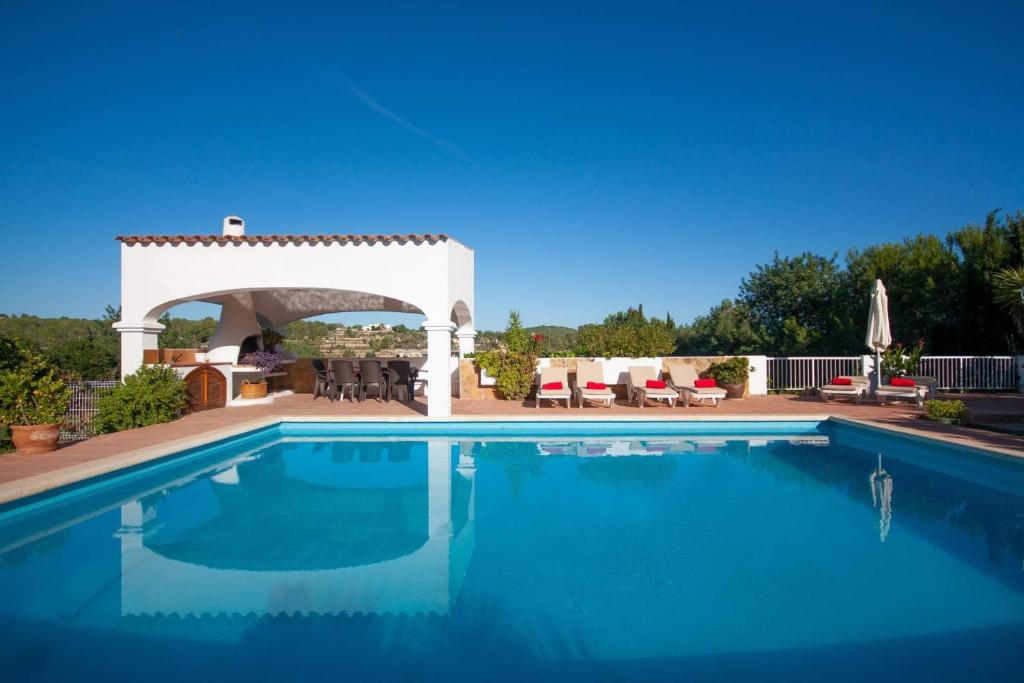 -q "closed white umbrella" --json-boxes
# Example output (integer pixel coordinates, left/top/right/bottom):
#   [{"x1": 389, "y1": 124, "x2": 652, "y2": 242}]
[
  {"x1": 866, "y1": 279, "x2": 892, "y2": 392},
  {"x1": 869, "y1": 454, "x2": 894, "y2": 543}
]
